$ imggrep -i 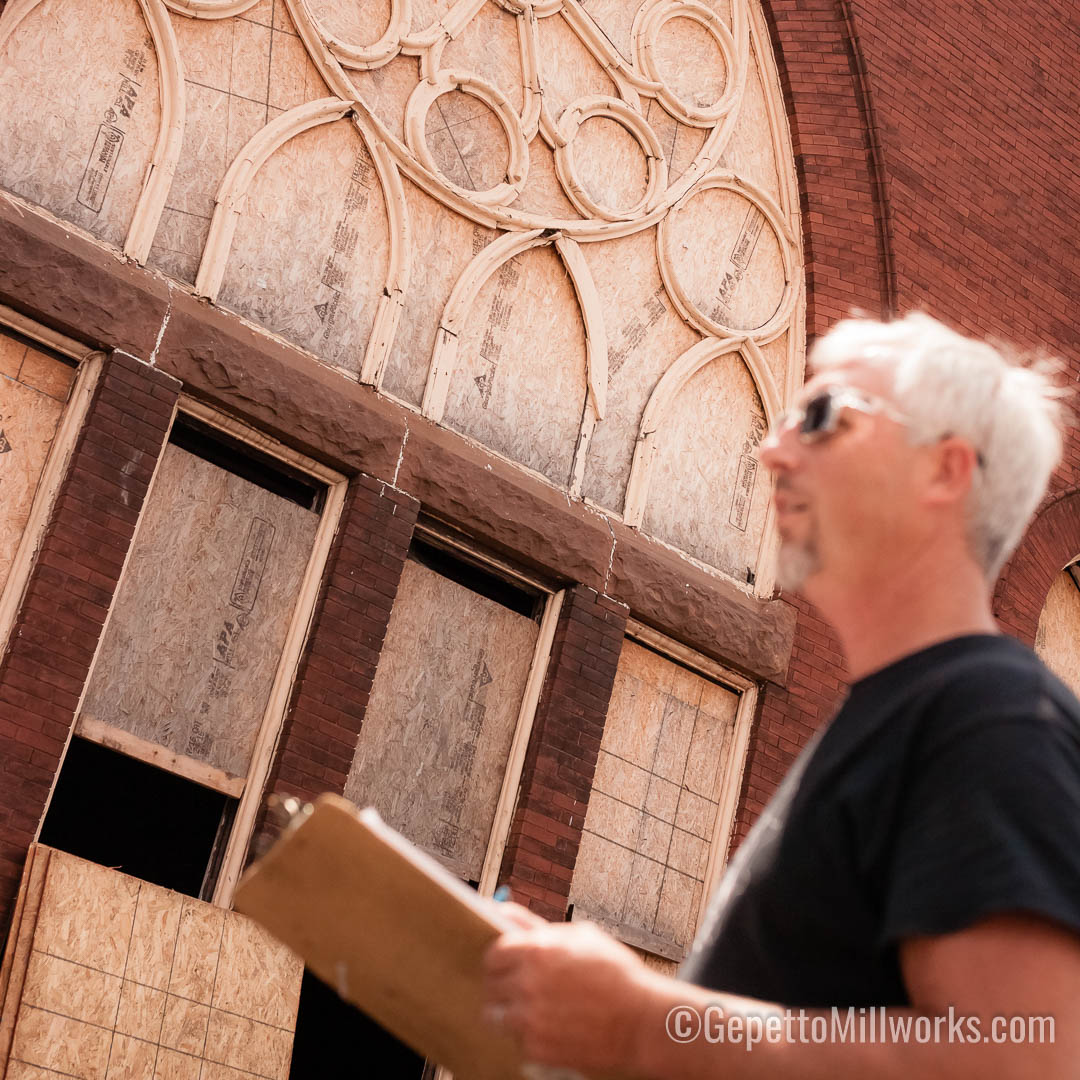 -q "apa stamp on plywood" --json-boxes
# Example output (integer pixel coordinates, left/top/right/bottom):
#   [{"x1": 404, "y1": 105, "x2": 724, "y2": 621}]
[
  {"x1": 77, "y1": 47, "x2": 146, "y2": 214},
  {"x1": 711, "y1": 206, "x2": 765, "y2": 325}
]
